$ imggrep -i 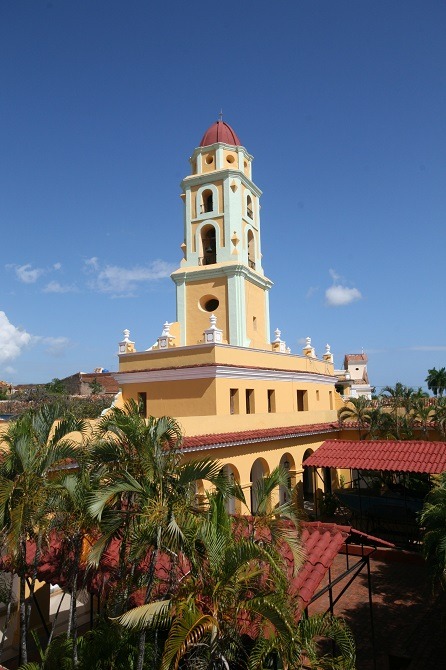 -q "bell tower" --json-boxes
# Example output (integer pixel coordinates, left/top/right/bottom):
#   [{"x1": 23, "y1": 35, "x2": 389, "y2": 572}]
[{"x1": 171, "y1": 119, "x2": 273, "y2": 349}]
